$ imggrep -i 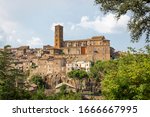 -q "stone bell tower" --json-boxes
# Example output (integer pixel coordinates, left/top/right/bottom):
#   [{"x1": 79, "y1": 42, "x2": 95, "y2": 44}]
[{"x1": 54, "y1": 25, "x2": 63, "y2": 48}]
